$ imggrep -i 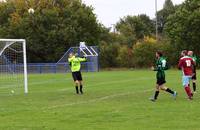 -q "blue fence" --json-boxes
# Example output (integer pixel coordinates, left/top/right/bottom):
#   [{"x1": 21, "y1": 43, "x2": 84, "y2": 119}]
[
  {"x1": 0, "y1": 46, "x2": 99, "y2": 74},
  {"x1": 27, "y1": 61, "x2": 98, "y2": 74}
]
